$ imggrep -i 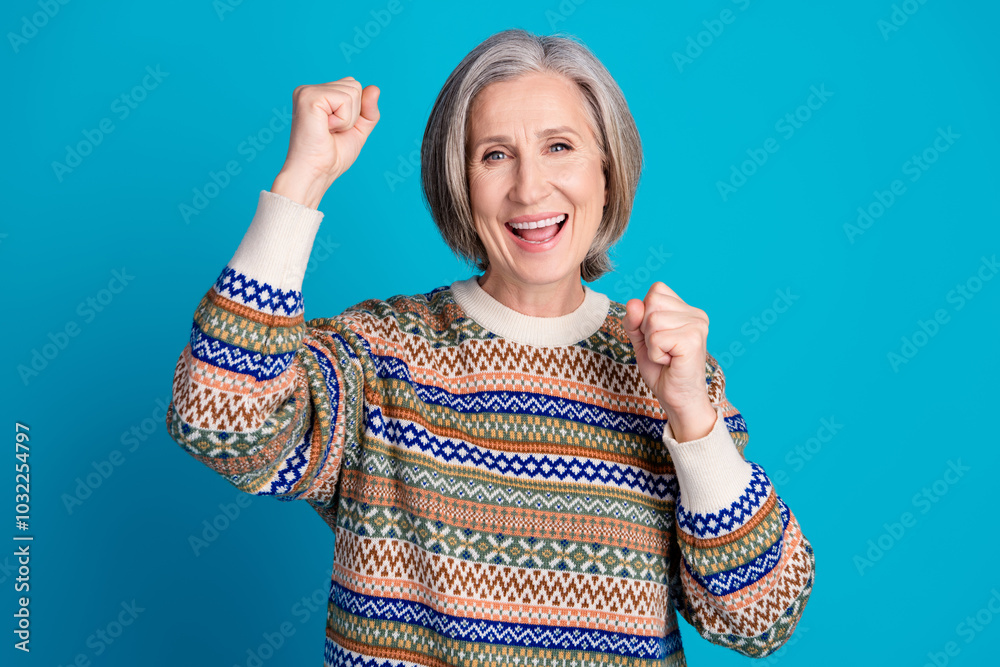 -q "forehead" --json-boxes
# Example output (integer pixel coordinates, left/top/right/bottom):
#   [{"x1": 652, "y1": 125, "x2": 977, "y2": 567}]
[{"x1": 466, "y1": 72, "x2": 596, "y2": 140}]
